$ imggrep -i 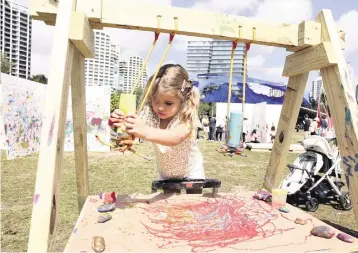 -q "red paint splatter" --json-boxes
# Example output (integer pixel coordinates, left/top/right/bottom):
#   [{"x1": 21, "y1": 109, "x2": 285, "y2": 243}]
[
  {"x1": 48, "y1": 115, "x2": 55, "y2": 146},
  {"x1": 33, "y1": 194, "x2": 40, "y2": 204},
  {"x1": 88, "y1": 198, "x2": 98, "y2": 203},
  {"x1": 140, "y1": 195, "x2": 295, "y2": 252},
  {"x1": 91, "y1": 117, "x2": 102, "y2": 126}
]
